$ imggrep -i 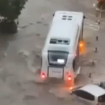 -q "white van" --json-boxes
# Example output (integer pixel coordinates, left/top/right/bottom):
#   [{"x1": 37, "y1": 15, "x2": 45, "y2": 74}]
[{"x1": 40, "y1": 11, "x2": 85, "y2": 86}]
